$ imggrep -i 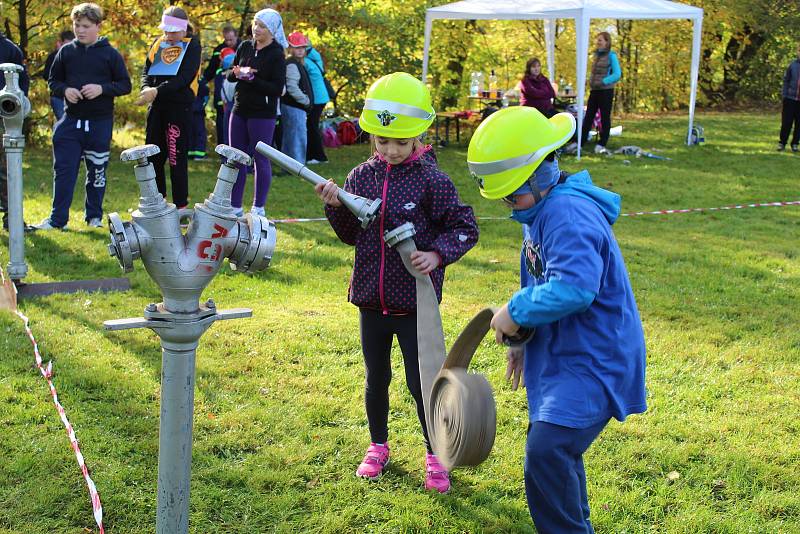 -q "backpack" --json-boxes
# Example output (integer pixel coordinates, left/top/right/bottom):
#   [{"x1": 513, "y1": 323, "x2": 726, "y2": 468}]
[
  {"x1": 690, "y1": 124, "x2": 705, "y2": 145},
  {"x1": 337, "y1": 120, "x2": 357, "y2": 145},
  {"x1": 323, "y1": 126, "x2": 341, "y2": 148}
]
